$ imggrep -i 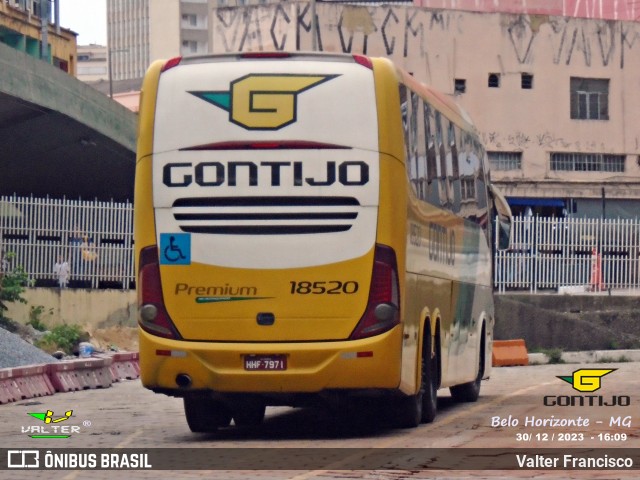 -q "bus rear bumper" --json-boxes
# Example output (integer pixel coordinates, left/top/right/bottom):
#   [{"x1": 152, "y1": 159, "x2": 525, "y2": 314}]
[{"x1": 139, "y1": 326, "x2": 403, "y2": 395}]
